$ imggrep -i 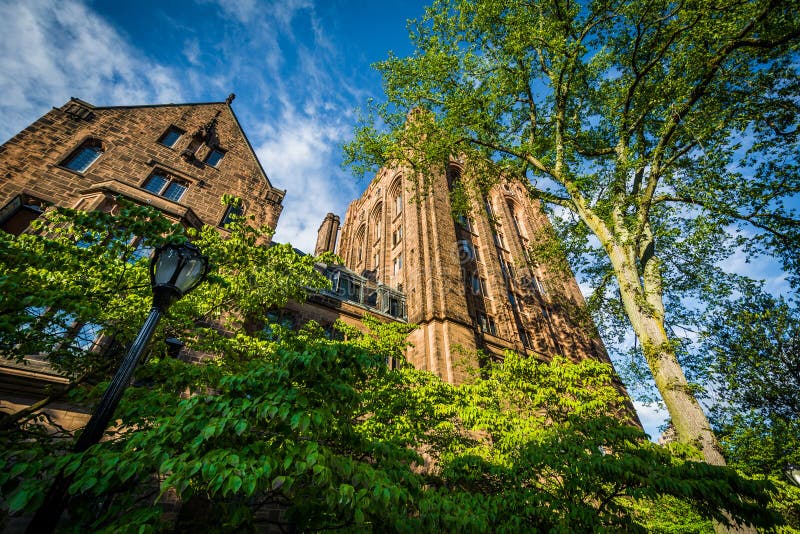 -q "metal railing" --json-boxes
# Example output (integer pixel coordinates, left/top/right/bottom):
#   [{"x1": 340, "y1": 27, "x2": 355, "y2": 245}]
[{"x1": 317, "y1": 265, "x2": 407, "y2": 321}]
